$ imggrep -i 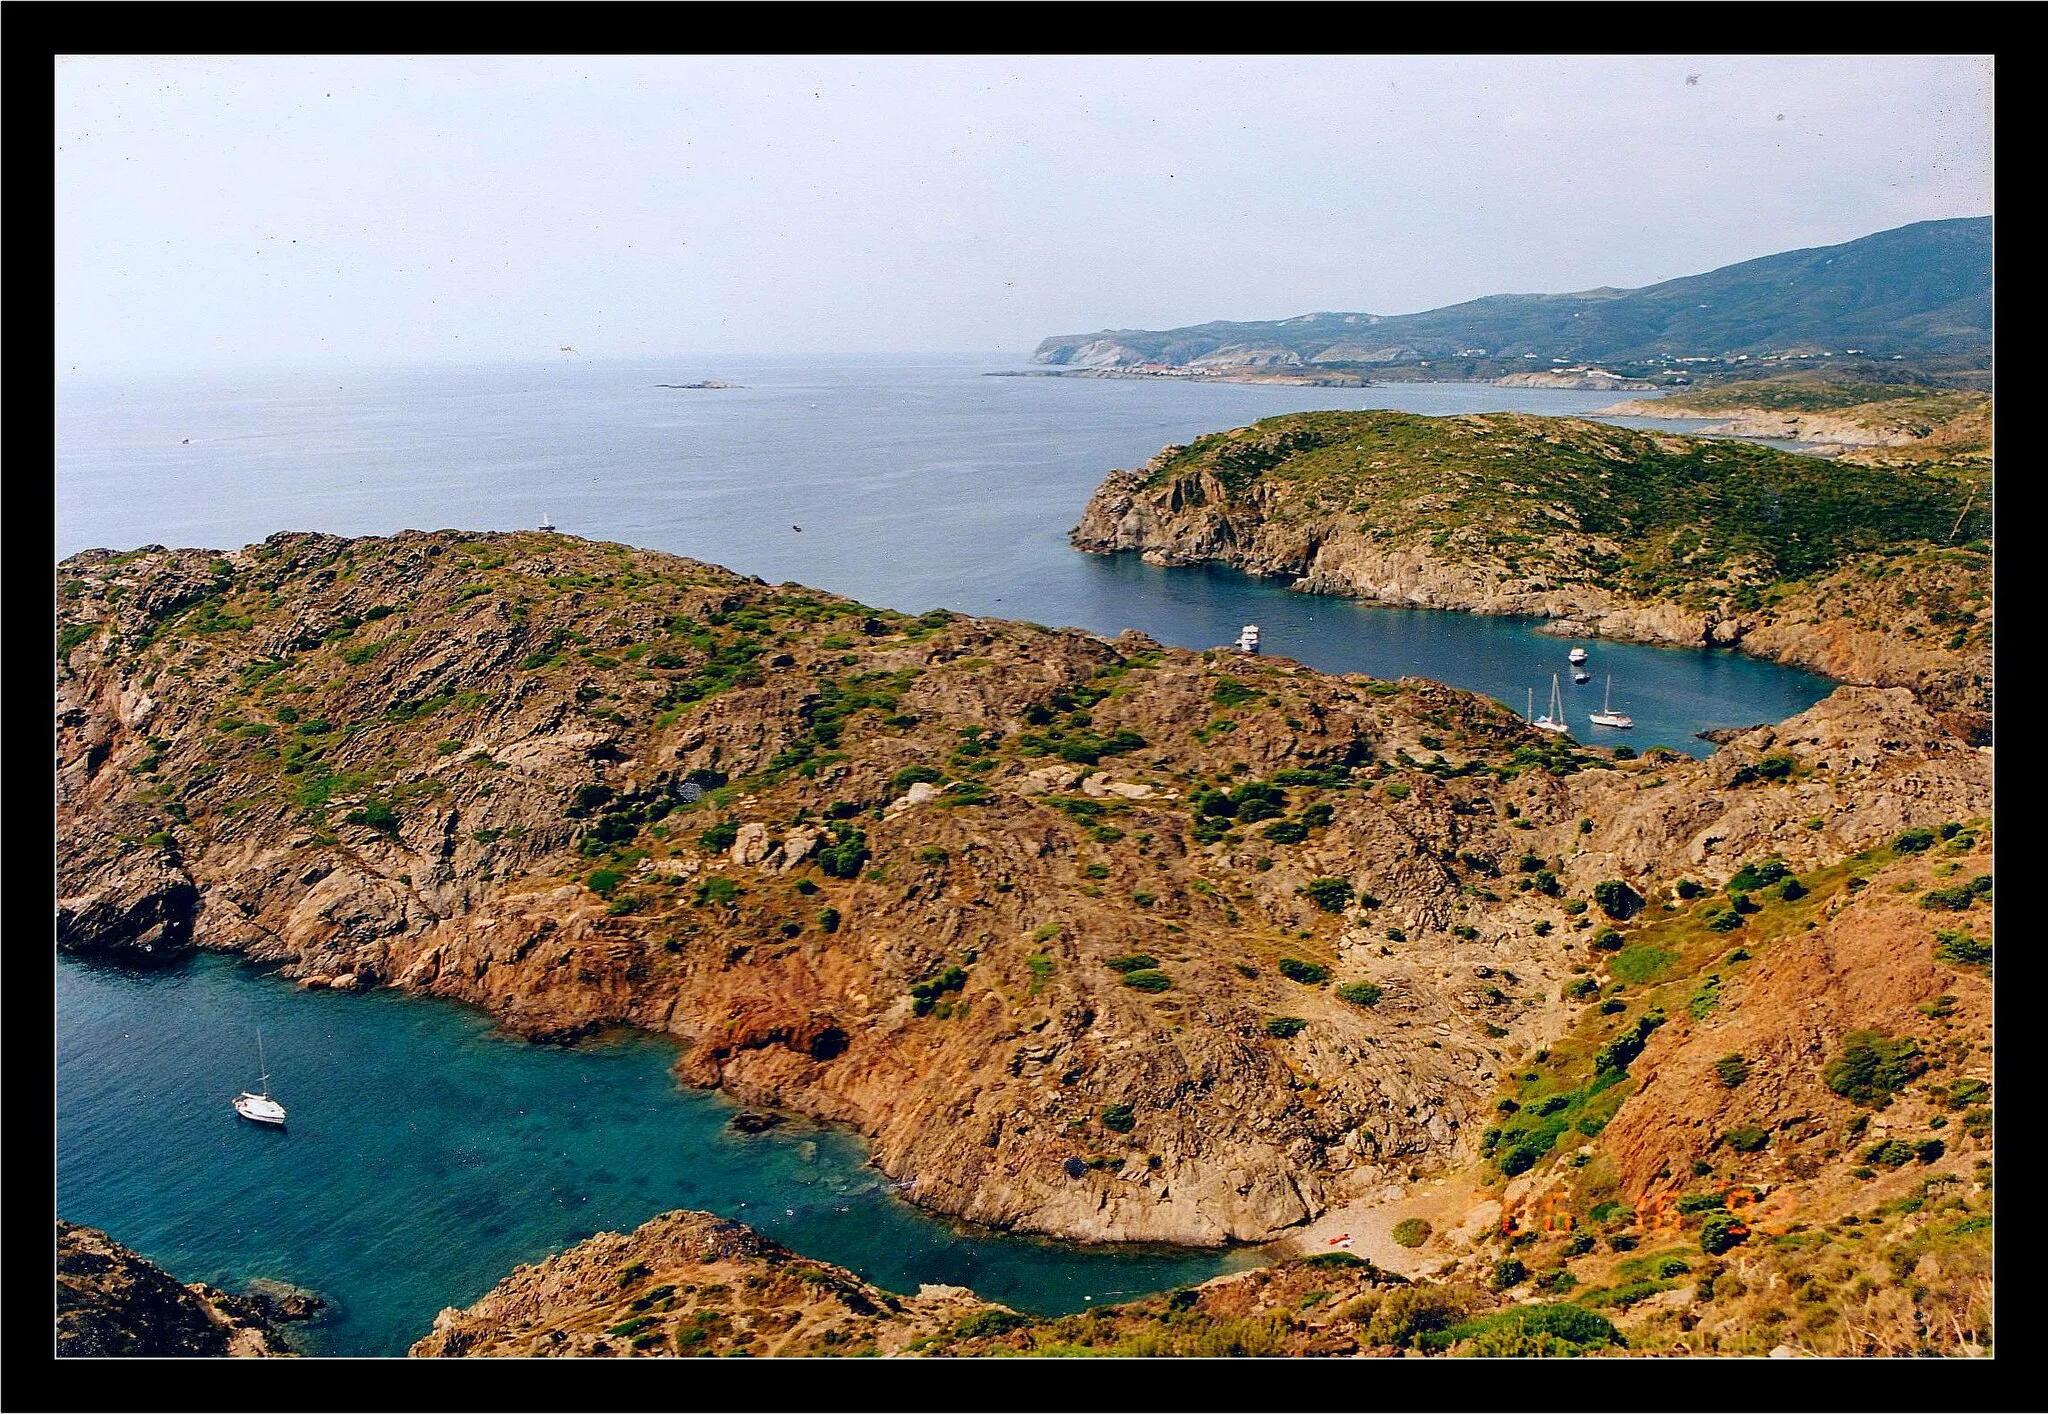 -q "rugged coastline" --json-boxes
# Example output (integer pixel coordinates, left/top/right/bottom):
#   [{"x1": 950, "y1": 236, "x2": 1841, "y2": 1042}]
[
  {"x1": 1070, "y1": 409, "x2": 1991, "y2": 737},
  {"x1": 54, "y1": 526, "x2": 1994, "y2": 1356},
  {"x1": 57, "y1": 1220, "x2": 309, "y2": 1357}
]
